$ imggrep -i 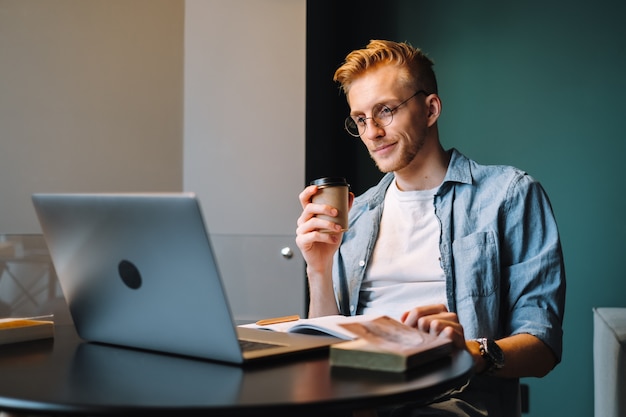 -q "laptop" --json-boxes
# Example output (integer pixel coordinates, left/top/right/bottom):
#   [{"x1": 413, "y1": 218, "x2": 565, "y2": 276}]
[{"x1": 32, "y1": 192, "x2": 339, "y2": 364}]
